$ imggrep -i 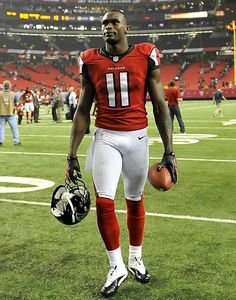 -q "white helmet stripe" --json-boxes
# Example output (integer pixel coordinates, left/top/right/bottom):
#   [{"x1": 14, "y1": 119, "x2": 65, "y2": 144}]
[{"x1": 67, "y1": 198, "x2": 76, "y2": 224}]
